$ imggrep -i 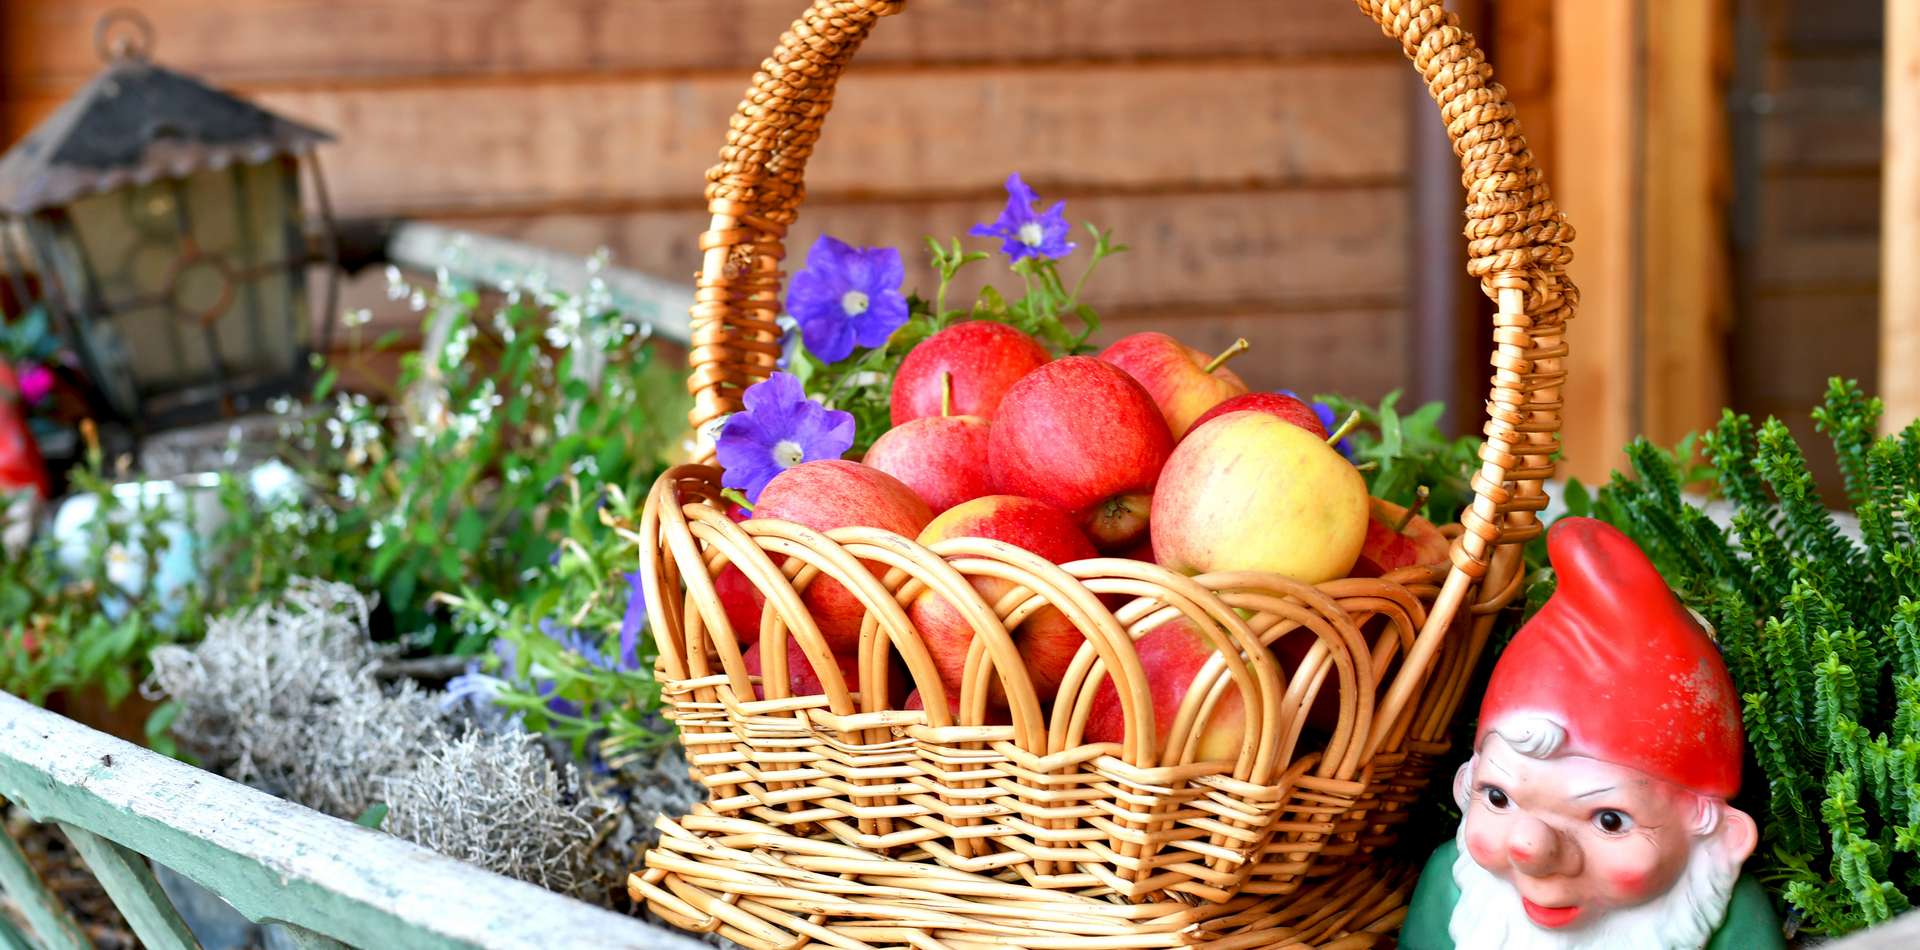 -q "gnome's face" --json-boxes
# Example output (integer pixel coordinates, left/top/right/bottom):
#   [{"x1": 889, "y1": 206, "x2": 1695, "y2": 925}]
[{"x1": 1459, "y1": 733, "x2": 1707, "y2": 926}]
